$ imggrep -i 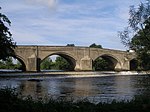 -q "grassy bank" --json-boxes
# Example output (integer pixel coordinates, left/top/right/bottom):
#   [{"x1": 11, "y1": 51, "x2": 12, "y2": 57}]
[{"x1": 0, "y1": 88, "x2": 150, "y2": 112}]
